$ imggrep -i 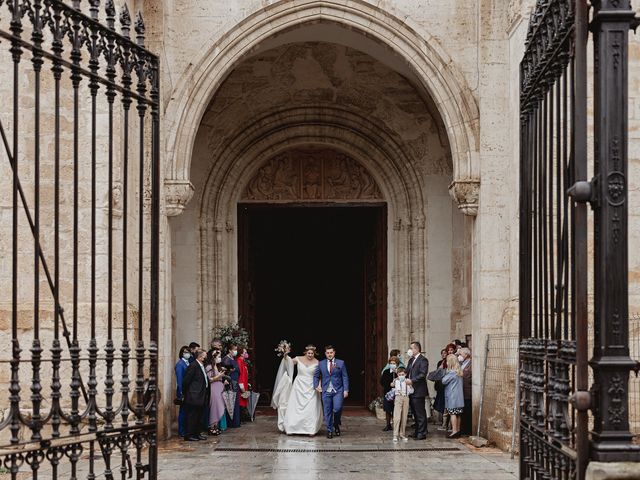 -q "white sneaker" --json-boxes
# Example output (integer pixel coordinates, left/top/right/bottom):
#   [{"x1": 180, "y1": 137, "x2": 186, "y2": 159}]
[
  {"x1": 392, "y1": 437, "x2": 398, "y2": 443},
  {"x1": 401, "y1": 436, "x2": 408, "y2": 442}
]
